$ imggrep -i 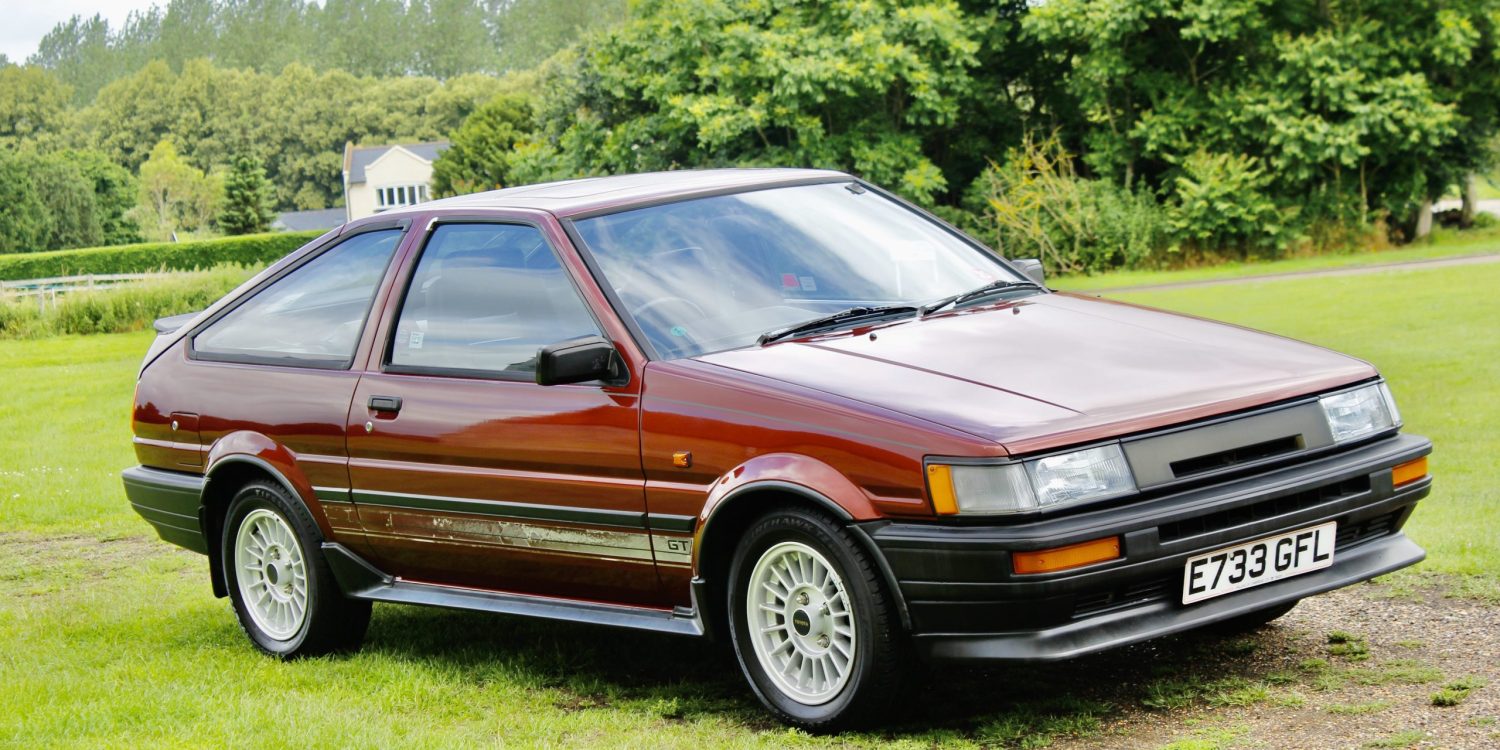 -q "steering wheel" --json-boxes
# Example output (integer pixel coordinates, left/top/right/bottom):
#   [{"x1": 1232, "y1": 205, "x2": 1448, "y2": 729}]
[{"x1": 632, "y1": 295, "x2": 707, "y2": 321}]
